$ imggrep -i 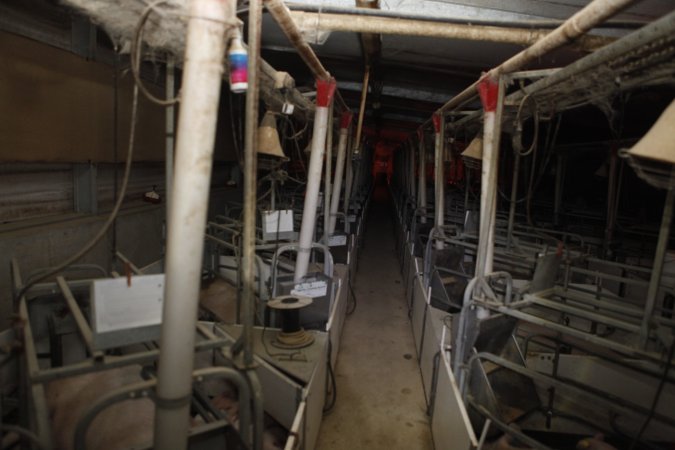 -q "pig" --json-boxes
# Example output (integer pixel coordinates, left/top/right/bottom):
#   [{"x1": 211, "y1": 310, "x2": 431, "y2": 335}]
[
  {"x1": 483, "y1": 433, "x2": 533, "y2": 450},
  {"x1": 46, "y1": 365, "x2": 154, "y2": 450},
  {"x1": 576, "y1": 434, "x2": 618, "y2": 450}
]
